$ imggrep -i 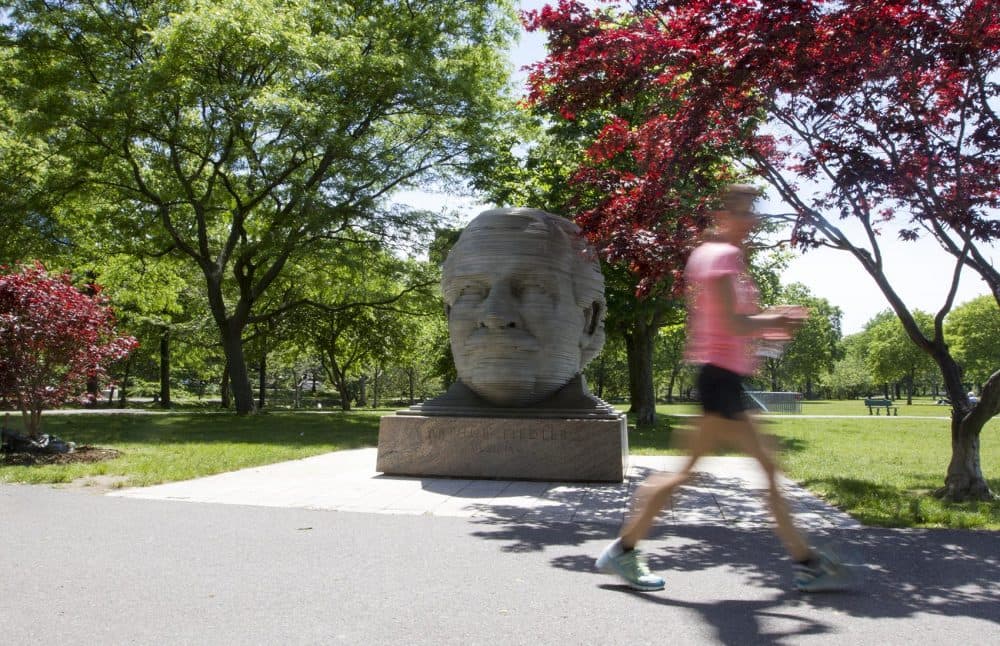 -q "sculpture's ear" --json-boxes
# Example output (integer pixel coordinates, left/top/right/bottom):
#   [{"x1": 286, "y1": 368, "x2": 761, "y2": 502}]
[
  {"x1": 580, "y1": 300, "x2": 606, "y2": 367},
  {"x1": 585, "y1": 301, "x2": 602, "y2": 336}
]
